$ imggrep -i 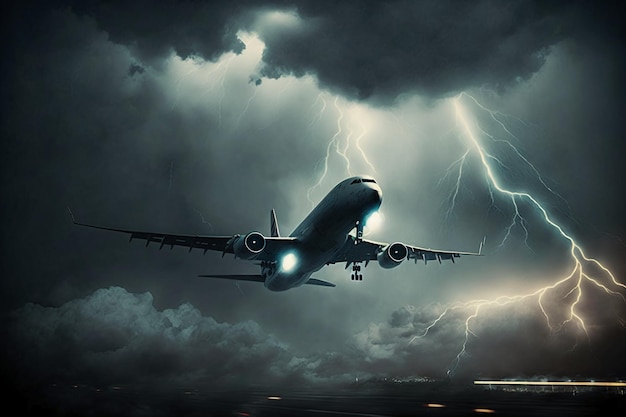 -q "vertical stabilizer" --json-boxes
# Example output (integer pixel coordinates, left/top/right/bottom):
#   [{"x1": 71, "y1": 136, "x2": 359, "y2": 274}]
[{"x1": 270, "y1": 209, "x2": 280, "y2": 237}]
